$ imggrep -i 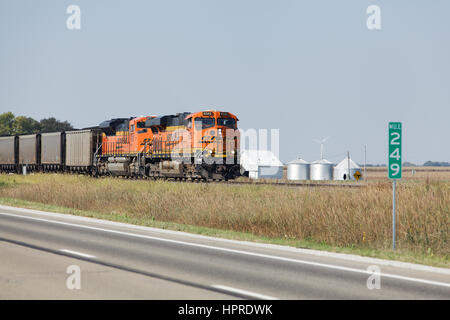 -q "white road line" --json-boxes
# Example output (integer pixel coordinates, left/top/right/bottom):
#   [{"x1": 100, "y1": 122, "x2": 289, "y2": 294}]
[
  {"x1": 212, "y1": 285, "x2": 279, "y2": 300},
  {"x1": 59, "y1": 249, "x2": 96, "y2": 259},
  {"x1": 1, "y1": 211, "x2": 450, "y2": 289},
  {"x1": 2, "y1": 204, "x2": 449, "y2": 276}
]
